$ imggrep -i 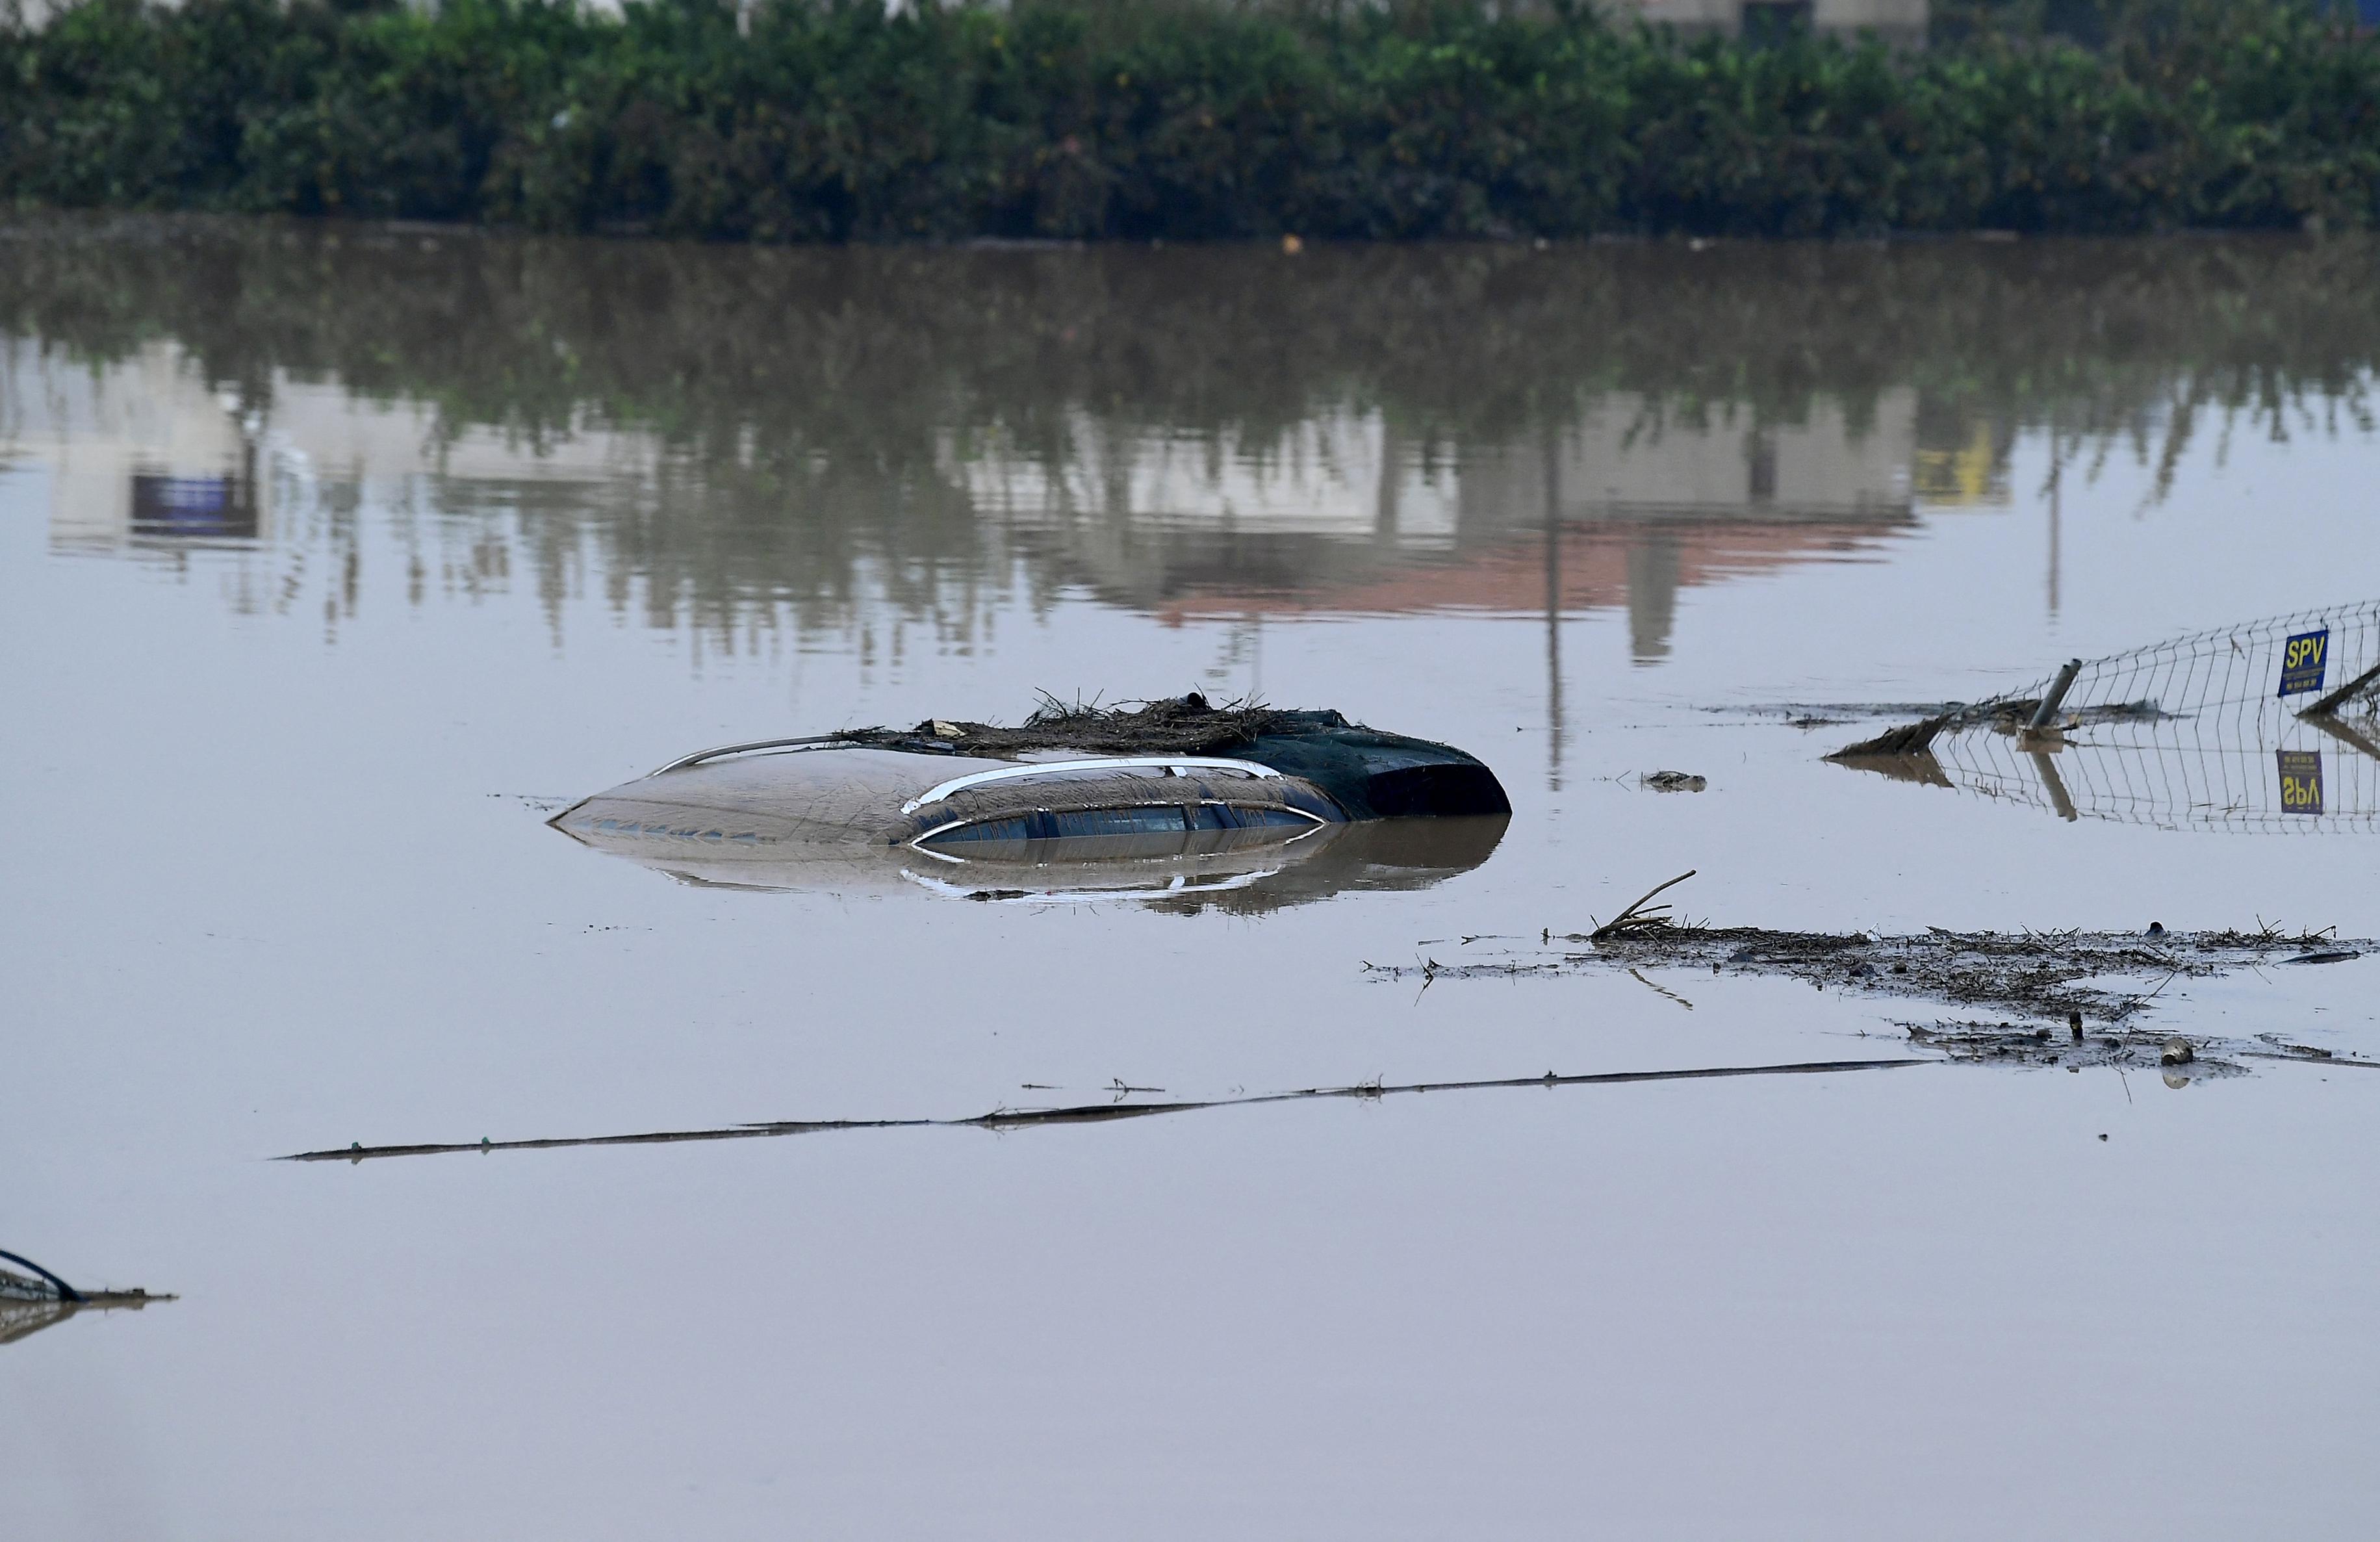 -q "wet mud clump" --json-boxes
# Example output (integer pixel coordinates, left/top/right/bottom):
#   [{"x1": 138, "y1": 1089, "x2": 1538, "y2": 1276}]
[{"x1": 1899, "y1": 1021, "x2": 2251, "y2": 1081}]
